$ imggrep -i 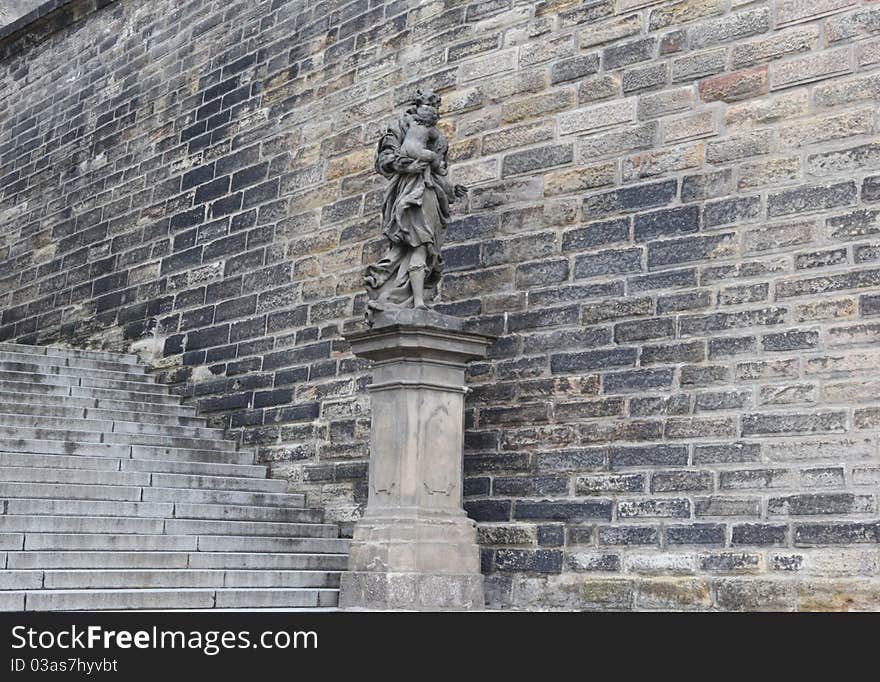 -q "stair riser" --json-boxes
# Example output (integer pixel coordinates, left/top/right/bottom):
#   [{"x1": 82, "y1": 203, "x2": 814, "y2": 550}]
[
  {"x1": 9, "y1": 552, "x2": 348, "y2": 570},
  {"x1": 0, "y1": 360, "x2": 151, "y2": 383},
  {"x1": 5, "y1": 498, "x2": 175, "y2": 519},
  {"x1": 189, "y1": 553, "x2": 349, "y2": 571},
  {"x1": 0, "y1": 369, "x2": 163, "y2": 394},
  {"x1": 0, "y1": 413, "x2": 226, "y2": 440},
  {"x1": 0, "y1": 467, "x2": 150, "y2": 487},
  {"x1": 24, "y1": 535, "x2": 199, "y2": 551},
  {"x1": 0, "y1": 343, "x2": 140, "y2": 366},
  {"x1": 0, "y1": 381, "x2": 181, "y2": 406},
  {"x1": 166, "y1": 520, "x2": 338, "y2": 538},
  {"x1": 36, "y1": 570, "x2": 341, "y2": 590},
  {"x1": 0, "y1": 453, "x2": 266, "y2": 479},
  {"x1": 0, "y1": 351, "x2": 146, "y2": 373},
  {"x1": 0, "y1": 440, "x2": 254, "y2": 465},
  {"x1": 196, "y1": 536, "x2": 349, "y2": 553},
  {"x1": 0, "y1": 395, "x2": 199, "y2": 420},
  {"x1": 143, "y1": 487, "x2": 306, "y2": 508},
  {"x1": 0, "y1": 516, "x2": 164, "y2": 534},
  {"x1": 12, "y1": 589, "x2": 339, "y2": 611},
  {"x1": 0, "y1": 469, "x2": 283, "y2": 494},
  {"x1": 173, "y1": 503, "x2": 317, "y2": 523},
  {"x1": 0, "y1": 426, "x2": 238, "y2": 453}
]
